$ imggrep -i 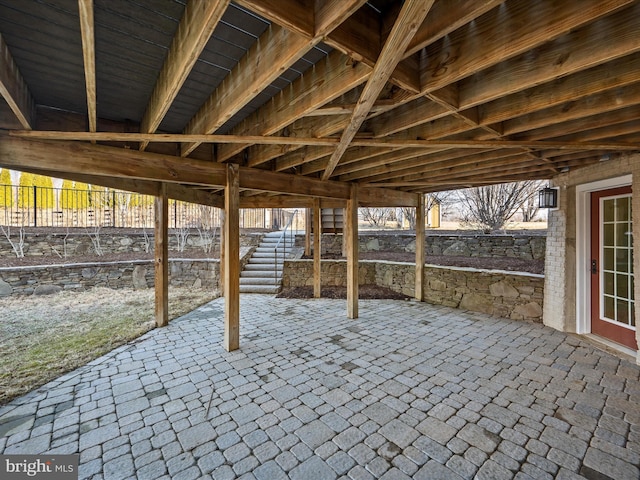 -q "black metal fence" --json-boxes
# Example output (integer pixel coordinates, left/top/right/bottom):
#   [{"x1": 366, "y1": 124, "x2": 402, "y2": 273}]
[{"x1": 0, "y1": 184, "x2": 299, "y2": 230}]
